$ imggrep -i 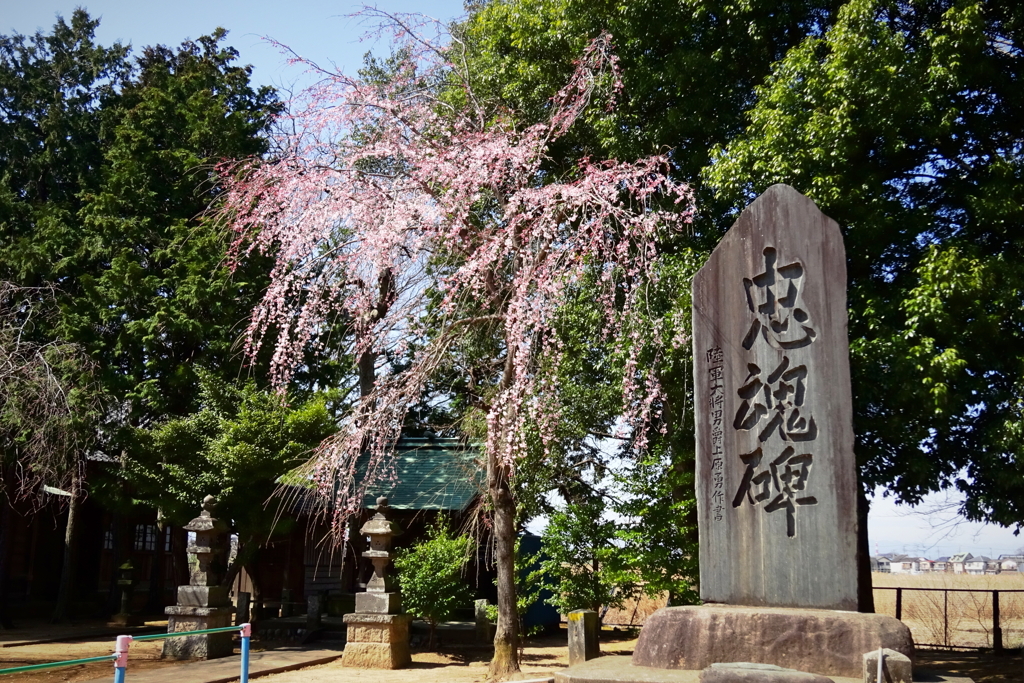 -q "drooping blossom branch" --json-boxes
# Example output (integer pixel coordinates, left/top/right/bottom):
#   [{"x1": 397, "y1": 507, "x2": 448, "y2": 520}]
[{"x1": 219, "y1": 11, "x2": 693, "y2": 533}]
